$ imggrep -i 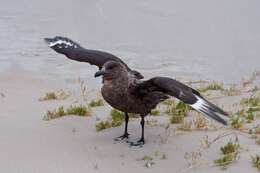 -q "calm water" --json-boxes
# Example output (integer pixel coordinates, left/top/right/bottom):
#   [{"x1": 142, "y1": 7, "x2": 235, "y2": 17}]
[{"x1": 1, "y1": 0, "x2": 260, "y2": 88}]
